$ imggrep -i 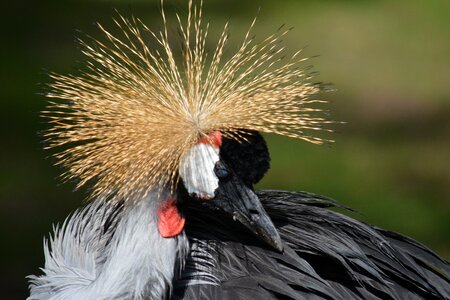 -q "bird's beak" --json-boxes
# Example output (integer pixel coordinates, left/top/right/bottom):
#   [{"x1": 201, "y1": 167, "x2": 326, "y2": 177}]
[{"x1": 211, "y1": 168, "x2": 283, "y2": 252}]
